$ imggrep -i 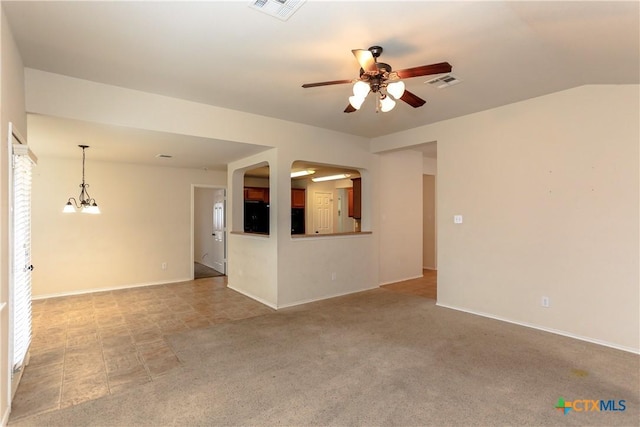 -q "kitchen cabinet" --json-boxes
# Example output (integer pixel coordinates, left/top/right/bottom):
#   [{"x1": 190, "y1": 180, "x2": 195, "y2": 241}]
[
  {"x1": 348, "y1": 178, "x2": 361, "y2": 219},
  {"x1": 244, "y1": 187, "x2": 269, "y2": 203},
  {"x1": 291, "y1": 188, "x2": 305, "y2": 208},
  {"x1": 347, "y1": 188, "x2": 354, "y2": 217}
]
